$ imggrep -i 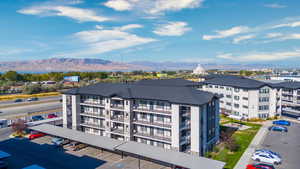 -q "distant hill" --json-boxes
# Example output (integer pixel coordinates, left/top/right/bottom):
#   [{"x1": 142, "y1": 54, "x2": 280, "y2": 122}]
[{"x1": 0, "y1": 58, "x2": 149, "y2": 72}]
